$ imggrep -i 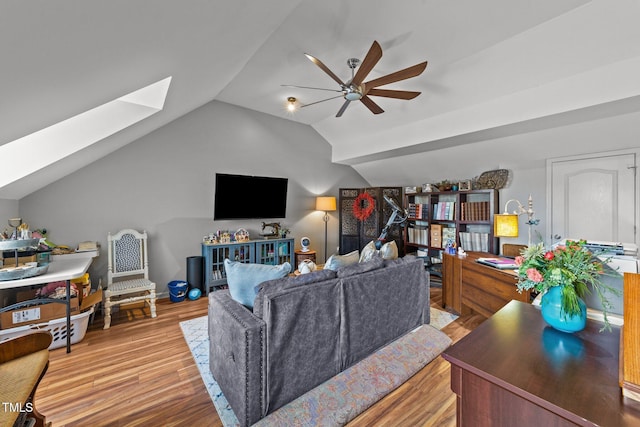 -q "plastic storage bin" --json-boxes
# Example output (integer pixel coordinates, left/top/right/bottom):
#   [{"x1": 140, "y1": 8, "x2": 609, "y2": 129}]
[
  {"x1": 168, "y1": 280, "x2": 188, "y2": 302},
  {"x1": 0, "y1": 307, "x2": 94, "y2": 350}
]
